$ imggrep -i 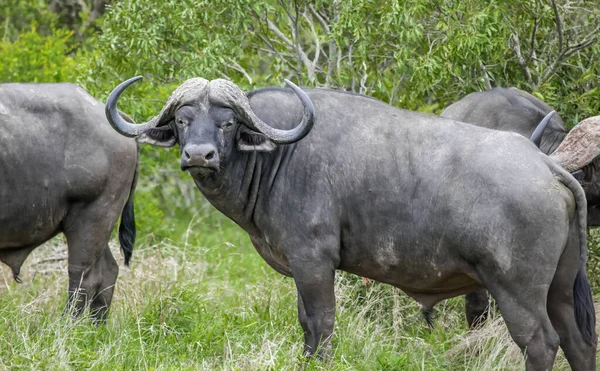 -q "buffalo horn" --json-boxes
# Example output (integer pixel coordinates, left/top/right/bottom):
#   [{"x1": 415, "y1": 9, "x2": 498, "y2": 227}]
[
  {"x1": 210, "y1": 78, "x2": 316, "y2": 144},
  {"x1": 105, "y1": 76, "x2": 159, "y2": 137},
  {"x1": 550, "y1": 116, "x2": 600, "y2": 172},
  {"x1": 530, "y1": 110, "x2": 556, "y2": 148}
]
